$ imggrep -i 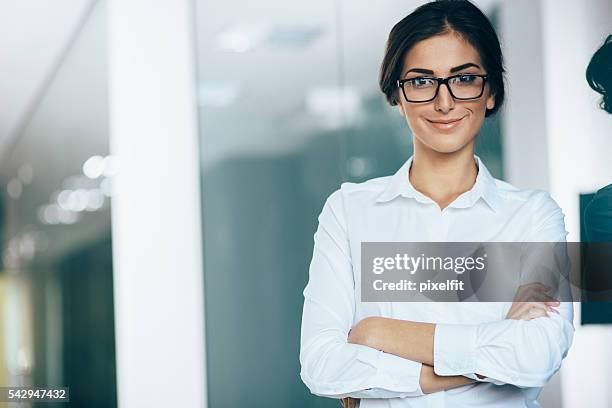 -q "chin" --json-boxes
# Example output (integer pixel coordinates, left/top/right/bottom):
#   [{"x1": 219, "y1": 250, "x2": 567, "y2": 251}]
[
  {"x1": 416, "y1": 131, "x2": 474, "y2": 155},
  {"x1": 426, "y1": 143, "x2": 470, "y2": 154}
]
